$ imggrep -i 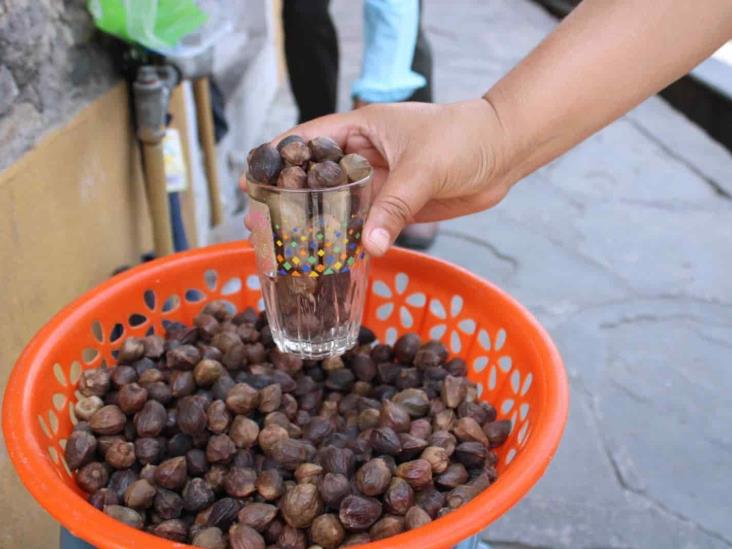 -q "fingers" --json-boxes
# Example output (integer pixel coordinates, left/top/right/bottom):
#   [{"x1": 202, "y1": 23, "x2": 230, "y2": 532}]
[
  {"x1": 271, "y1": 110, "x2": 365, "y2": 150},
  {"x1": 363, "y1": 161, "x2": 433, "y2": 256}
]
